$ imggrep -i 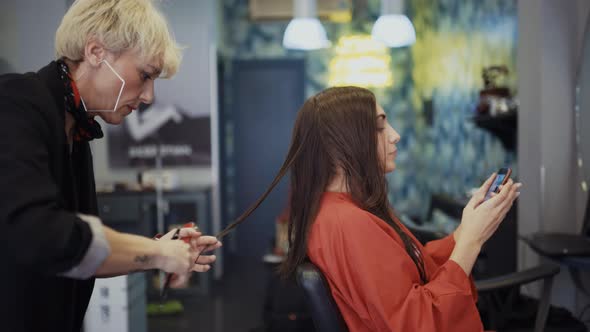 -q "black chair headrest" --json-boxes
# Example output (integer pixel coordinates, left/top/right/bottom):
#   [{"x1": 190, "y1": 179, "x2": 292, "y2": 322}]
[{"x1": 296, "y1": 262, "x2": 349, "y2": 332}]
